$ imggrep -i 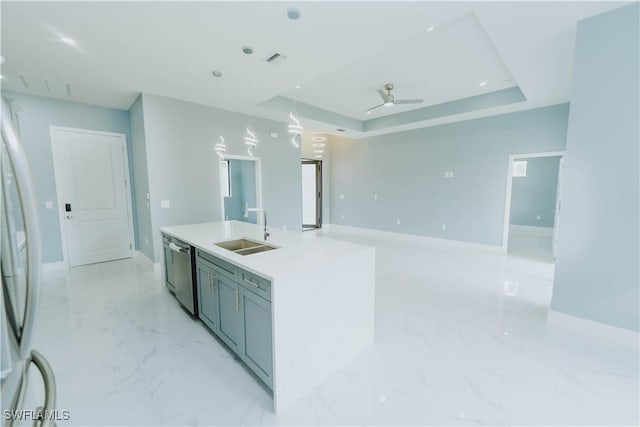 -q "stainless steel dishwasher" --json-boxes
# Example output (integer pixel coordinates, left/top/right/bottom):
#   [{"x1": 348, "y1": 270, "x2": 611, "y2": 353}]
[{"x1": 162, "y1": 234, "x2": 197, "y2": 316}]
